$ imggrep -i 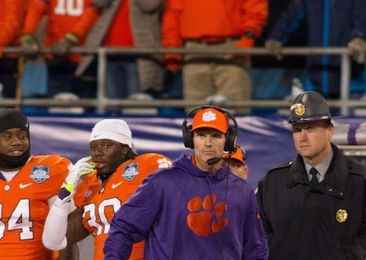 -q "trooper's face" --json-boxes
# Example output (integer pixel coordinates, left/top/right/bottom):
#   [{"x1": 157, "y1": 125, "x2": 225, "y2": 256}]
[
  {"x1": 89, "y1": 139, "x2": 129, "y2": 177},
  {"x1": 0, "y1": 128, "x2": 29, "y2": 158},
  {"x1": 292, "y1": 120, "x2": 333, "y2": 165}
]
